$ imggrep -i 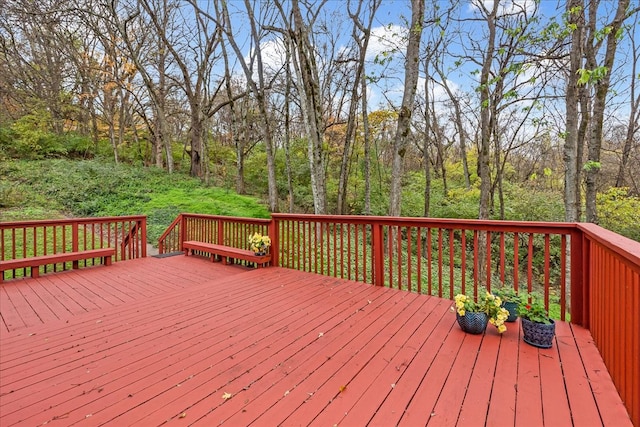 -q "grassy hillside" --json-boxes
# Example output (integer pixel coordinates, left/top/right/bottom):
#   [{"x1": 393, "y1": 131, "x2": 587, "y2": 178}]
[{"x1": 0, "y1": 159, "x2": 270, "y2": 245}]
